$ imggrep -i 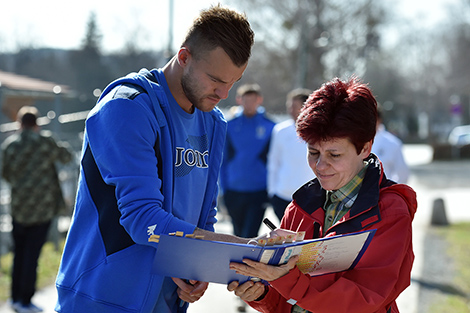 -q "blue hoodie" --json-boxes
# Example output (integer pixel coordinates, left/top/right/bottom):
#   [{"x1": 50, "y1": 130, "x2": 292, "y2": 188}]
[
  {"x1": 55, "y1": 69, "x2": 226, "y2": 313},
  {"x1": 220, "y1": 107, "x2": 275, "y2": 192}
]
